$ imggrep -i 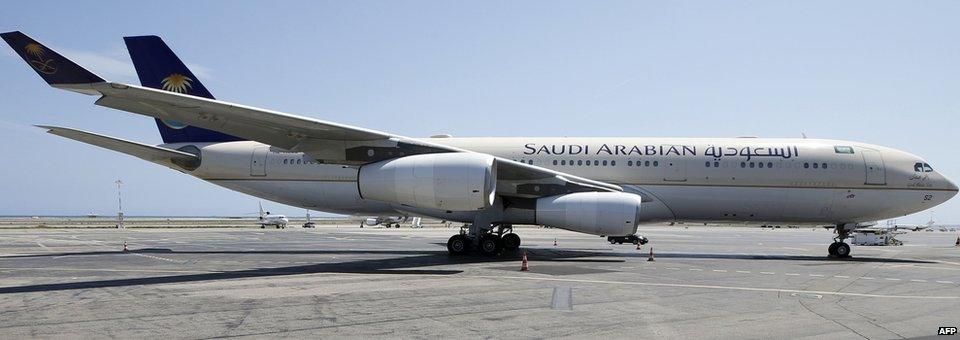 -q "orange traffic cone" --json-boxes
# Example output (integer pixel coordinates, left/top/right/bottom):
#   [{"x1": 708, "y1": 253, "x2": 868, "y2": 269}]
[
  {"x1": 647, "y1": 247, "x2": 655, "y2": 262},
  {"x1": 521, "y1": 251, "x2": 529, "y2": 271},
  {"x1": 123, "y1": 241, "x2": 128, "y2": 252},
  {"x1": 554, "y1": 238, "x2": 558, "y2": 246}
]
